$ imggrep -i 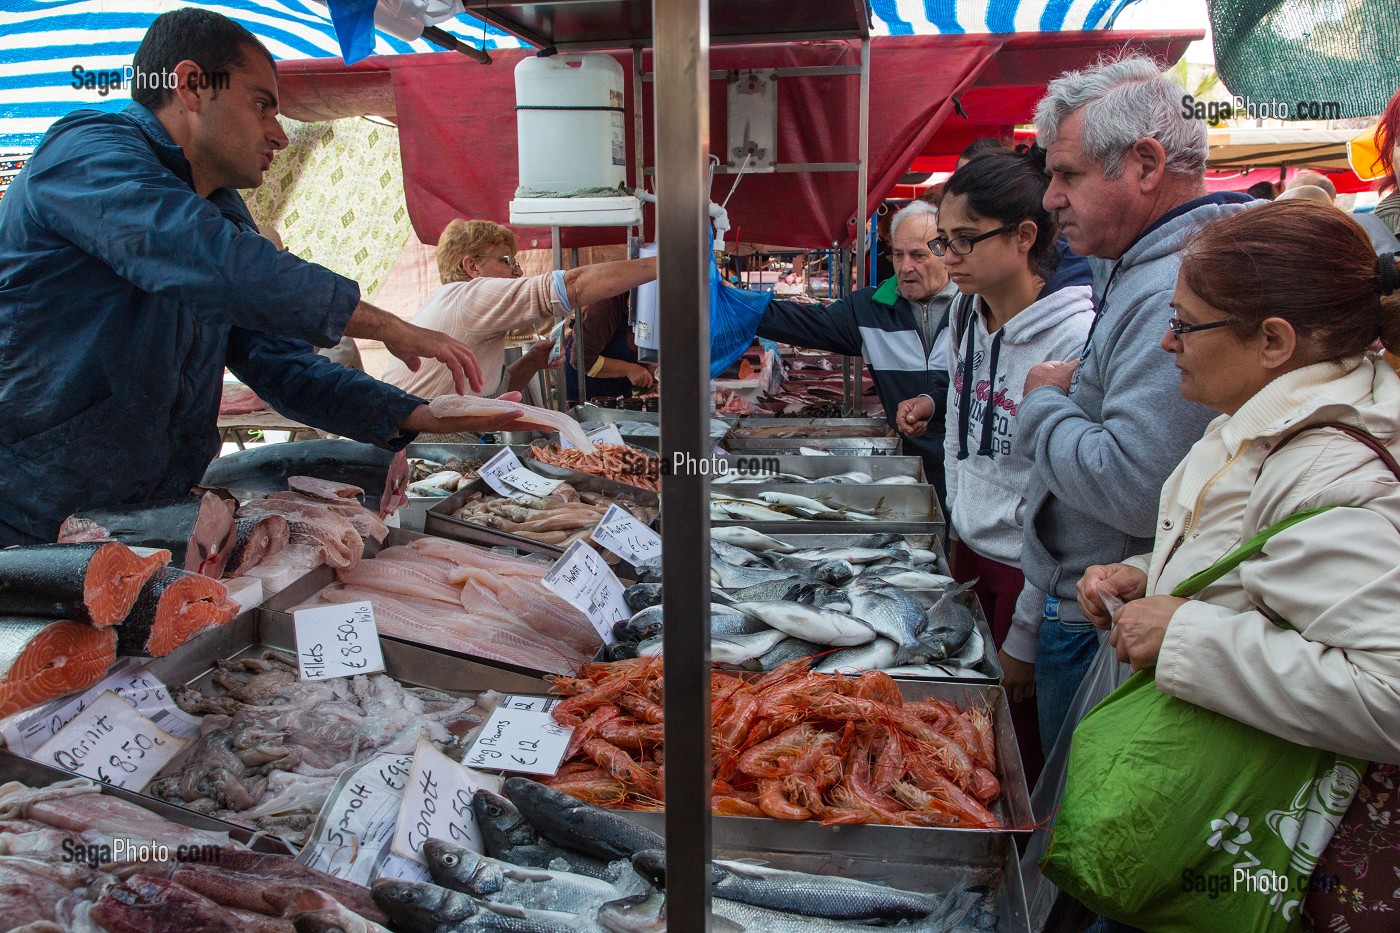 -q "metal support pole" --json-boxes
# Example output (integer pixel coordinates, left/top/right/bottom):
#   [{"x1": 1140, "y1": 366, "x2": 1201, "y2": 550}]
[
  {"x1": 551, "y1": 227, "x2": 566, "y2": 410},
  {"x1": 654, "y1": 0, "x2": 712, "y2": 928},
  {"x1": 571, "y1": 247, "x2": 587, "y2": 405},
  {"x1": 848, "y1": 38, "x2": 870, "y2": 418}
]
